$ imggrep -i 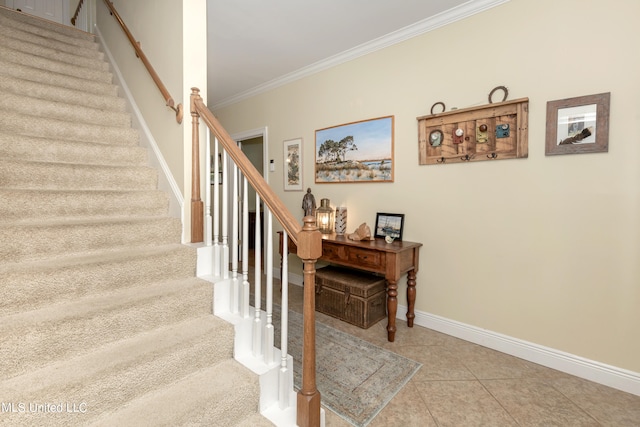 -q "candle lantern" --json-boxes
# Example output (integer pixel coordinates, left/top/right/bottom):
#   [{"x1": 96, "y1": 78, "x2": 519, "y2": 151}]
[{"x1": 315, "y1": 198, "x2": 334, "y2": 234}]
